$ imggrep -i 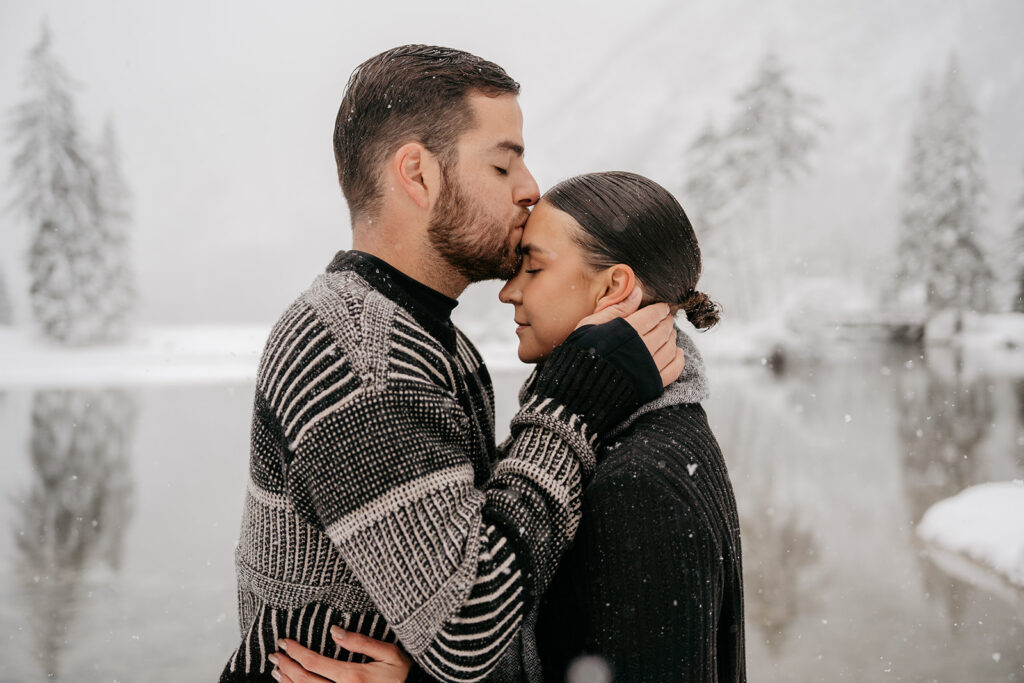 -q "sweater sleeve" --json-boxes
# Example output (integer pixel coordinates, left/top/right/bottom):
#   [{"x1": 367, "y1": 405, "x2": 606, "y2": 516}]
[
  {"x1": 565, "y1": 464, "x2": 725, "y2": 682},
  {"x1": 273, "y1": 311, "x2": 648, "y2": 682}
]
